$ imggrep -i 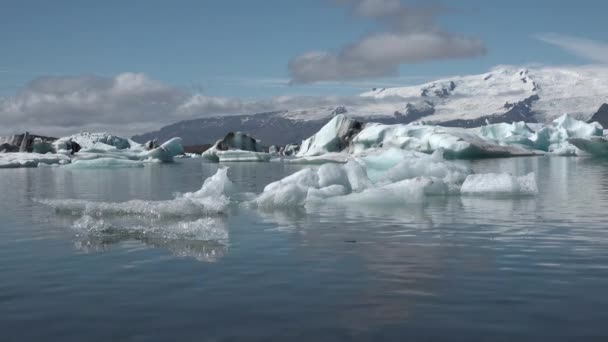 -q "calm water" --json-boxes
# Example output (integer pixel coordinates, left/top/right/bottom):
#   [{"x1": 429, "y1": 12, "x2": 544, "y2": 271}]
[{"x1": 2, "y1": 156, "x2": 608, "y2": 341}]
